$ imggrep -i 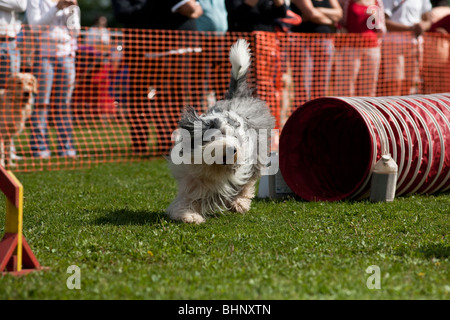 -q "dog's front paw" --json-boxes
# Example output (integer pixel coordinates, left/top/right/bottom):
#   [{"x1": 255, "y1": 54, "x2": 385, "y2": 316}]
[
  {"x1": 167, "y1": 209, "x2": 206, "y2": 224},
  {"x1": 179, "y1": 212, "x2": 206, "y2": 224},
  {"x1": 230, "y1": 197, "x2": 252, "y2": 214},
  {"x1": 167, "y1": 197, "x2": 206, "y2": 224}
]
